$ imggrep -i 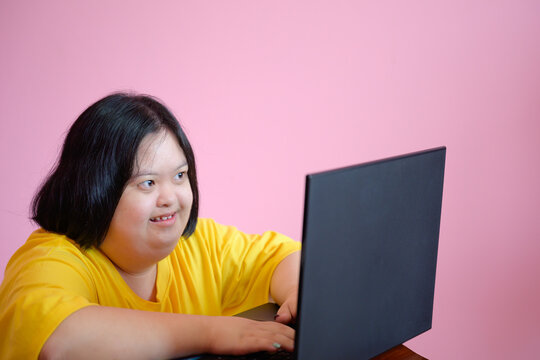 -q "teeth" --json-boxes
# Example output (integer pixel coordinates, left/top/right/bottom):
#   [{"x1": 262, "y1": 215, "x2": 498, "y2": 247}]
[{"x1": 151, "y1": 214, "x2": 173, "y2": 221}]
